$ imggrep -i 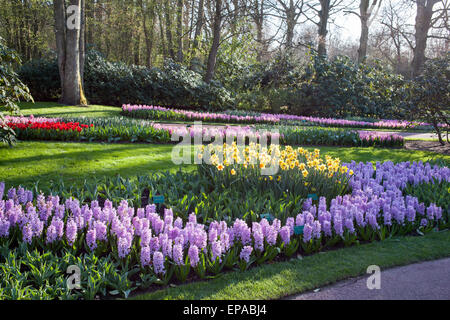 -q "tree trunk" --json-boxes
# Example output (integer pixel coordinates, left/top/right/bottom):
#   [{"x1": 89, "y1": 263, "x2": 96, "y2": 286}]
[
  {"x1": 54, "y1": 0, "x2": 87, "y2": 106},
  {"x1": 54, "y1": 0, "x2": 66, "y2": 102},
  {"x1": 204, "y1": 0, "x2": 222, "y2": 83},
  {"x1": 190, "y1": 0, "x2": 204, "y2": 70},
  {"x1": 165, "y1": 0, "x2": 175, "y2": 59},
  {"x1": 176, "y1": 0, "x2": 184, "y2": 63},
  {"x1": 191, "y1": 0, "x2": 204, "y2": 52},
  {"x1": 140, "y1": 0, "x2": 155, "y2": 67},
  {"x1": 286, "y1": 3, "x2": 295, "y2": 49},
  {"x1": 80, "y1": 0, "x2": 86, "y2": 88},
  {"x1": 357, "y1": 0, "x2": 382, "y2": 64},
  {"x1": 158, "y1": 8, "x2": 167, "y2": 58},
  {"x1": 318, "y1": 0, "x2": 330, "y2": 56},
  {"x1": 412, "y1": 0, "x2": 437, "y2": 77},
  {"x1": 357, "y1": 0, "x2": 370, "y2": 64}
]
